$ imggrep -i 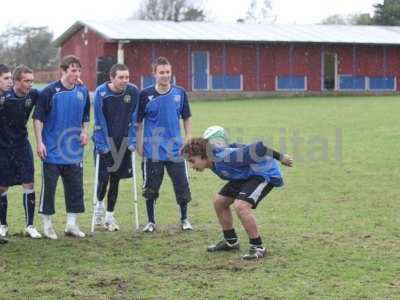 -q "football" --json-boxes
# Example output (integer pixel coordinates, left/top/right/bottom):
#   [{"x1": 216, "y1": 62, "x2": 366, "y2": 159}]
[{"x1": 202, "y1": 125, "x2": 228, "y2": 147}]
